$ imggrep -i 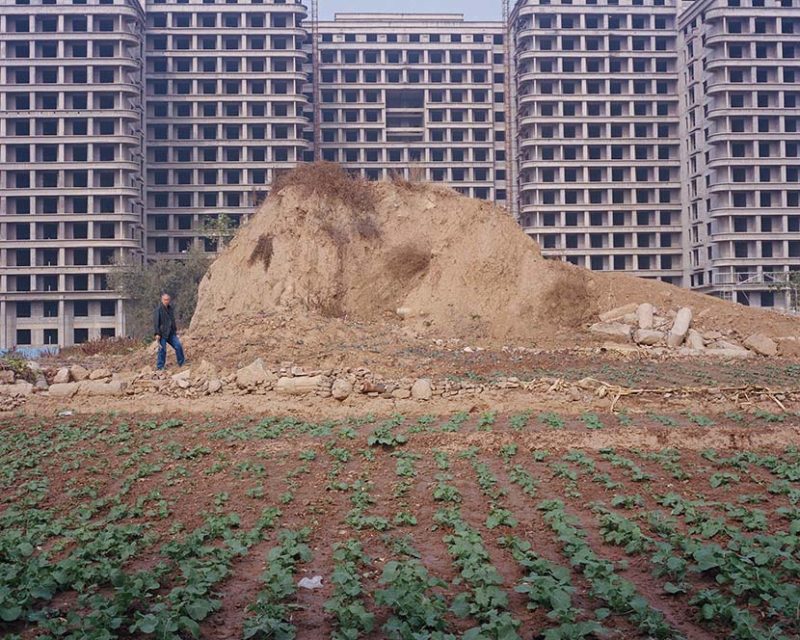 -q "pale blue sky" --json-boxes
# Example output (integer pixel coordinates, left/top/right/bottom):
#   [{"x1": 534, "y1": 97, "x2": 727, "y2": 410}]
[{"x1": 320, "y1": 0, "x2": 500, "y2": 21}]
